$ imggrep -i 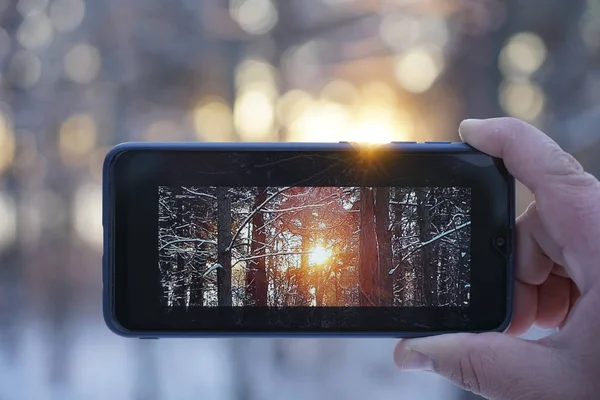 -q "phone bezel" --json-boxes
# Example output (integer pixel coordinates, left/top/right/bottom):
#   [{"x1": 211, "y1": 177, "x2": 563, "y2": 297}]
[{"x1": 103, "y1": 142, "x2": 515, "y2": 338}]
